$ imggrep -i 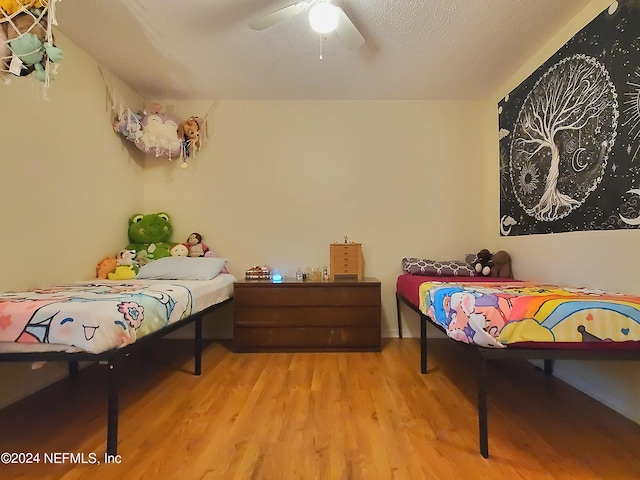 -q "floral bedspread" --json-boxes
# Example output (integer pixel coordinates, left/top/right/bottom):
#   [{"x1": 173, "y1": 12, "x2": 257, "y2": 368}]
[
  {"x1": 0, "y1": 282, "x2": 193, "y2": 353},
  {"x1": 419, "y1": 281, "x2": 640, "y2": 348}
]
